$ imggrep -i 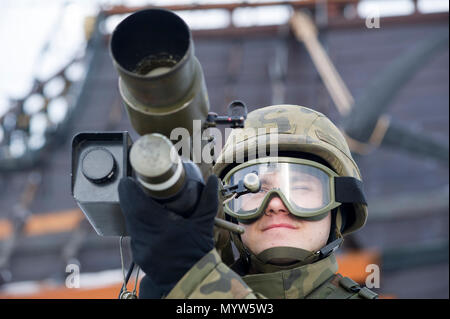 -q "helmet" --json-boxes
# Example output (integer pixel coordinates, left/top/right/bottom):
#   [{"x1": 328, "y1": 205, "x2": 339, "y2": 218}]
[{"x1": 213, "y1": 104, "x2": 367, "y2": 245}]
